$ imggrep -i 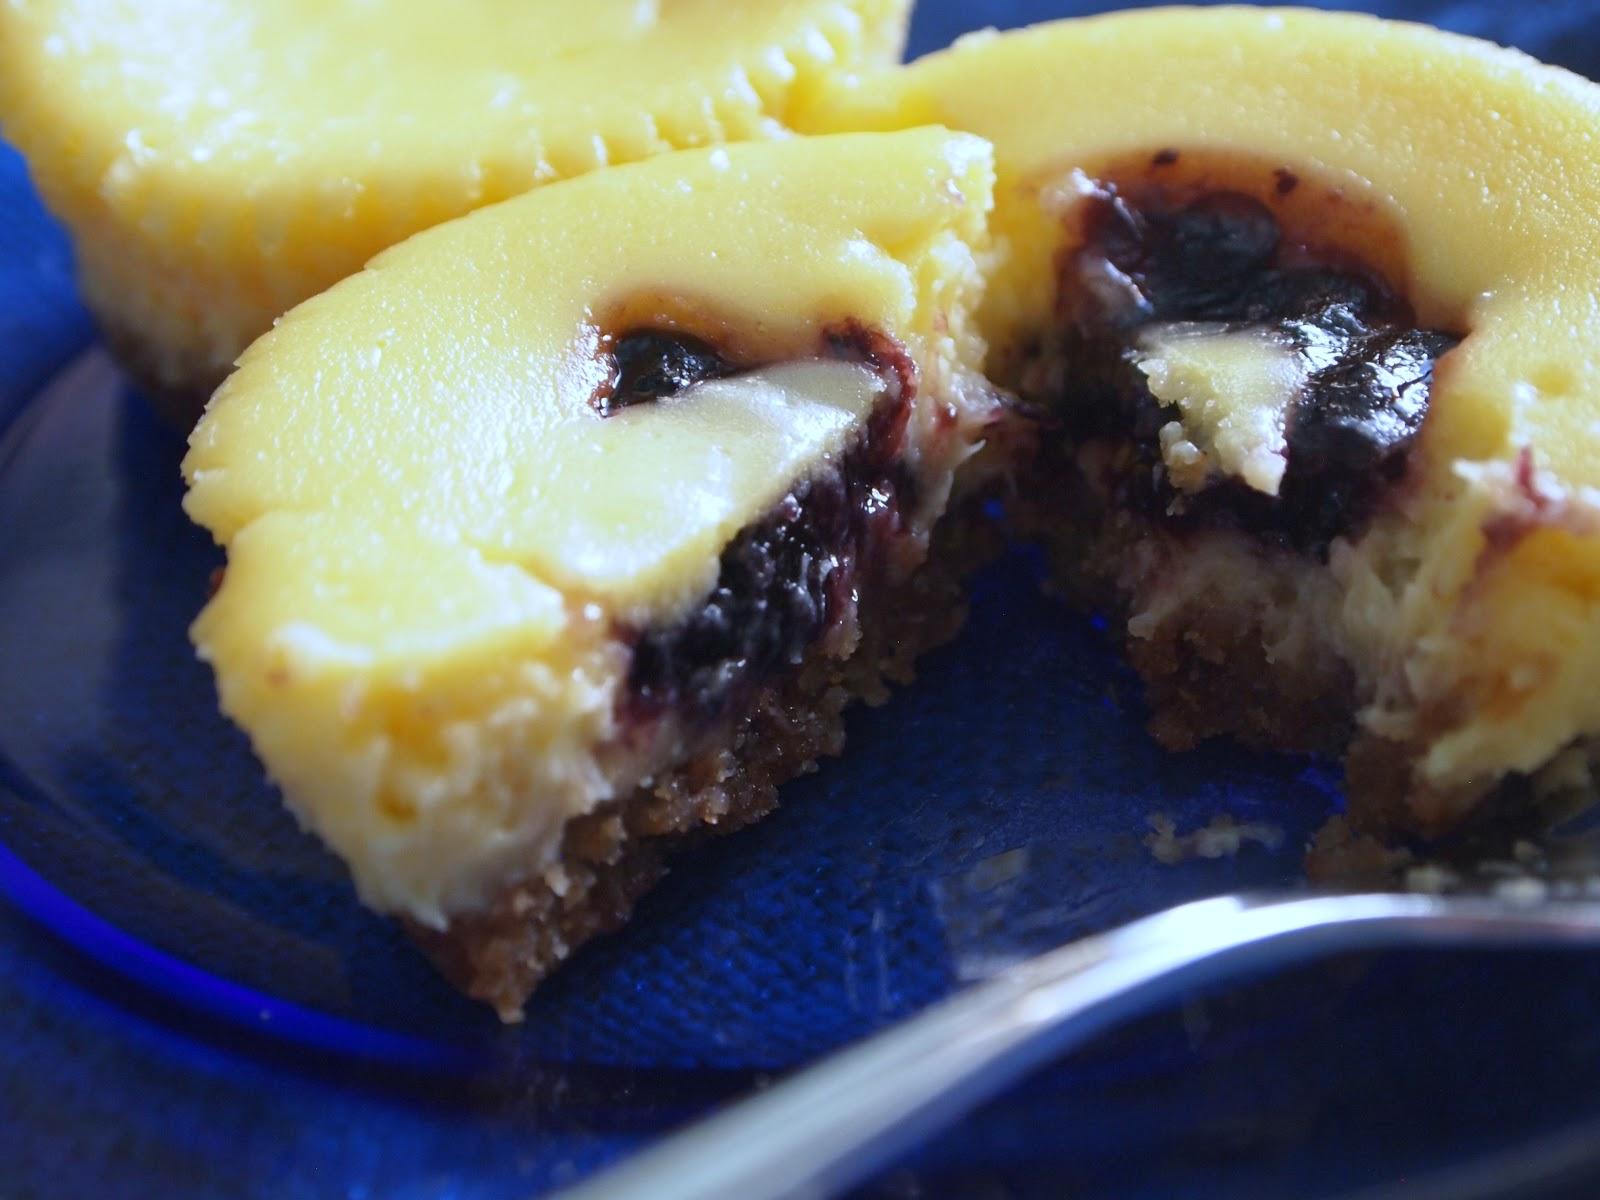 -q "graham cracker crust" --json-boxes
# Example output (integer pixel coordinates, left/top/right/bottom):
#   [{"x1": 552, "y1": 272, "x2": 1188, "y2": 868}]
[{"x1": 1120, "y1": 561, "x2": 1355, "y2": 756}]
